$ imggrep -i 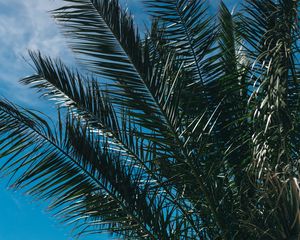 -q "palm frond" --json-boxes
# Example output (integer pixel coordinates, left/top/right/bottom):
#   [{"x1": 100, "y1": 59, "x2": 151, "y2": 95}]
[
  {"x1": 21, "y1": 51, "x2": 206, "y2": 237},
  {"x1": 0, "y1": 100, "x2": 166, "y2": 239},
  {"x1": 52, "y1": 0, "x2": 185, "y2": 153},
  {"x1": 236, "y1": 0, "x2": 300, "y2": 236},
  {"x1": 23, "y1": 51, "x2": 120, "y2": 138},
  {"x1": 1, "y1": 0, "x2": 299, "y2": 239},
  {"x1": 144, "y1": 0, "x2": 215, "y2": 87},
  {"x1": 50, "y1": 0, "x2": 236, "y2": 235},
  {"x1": 238, "y1": 0, "x2": 300, "y2": 174}
]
